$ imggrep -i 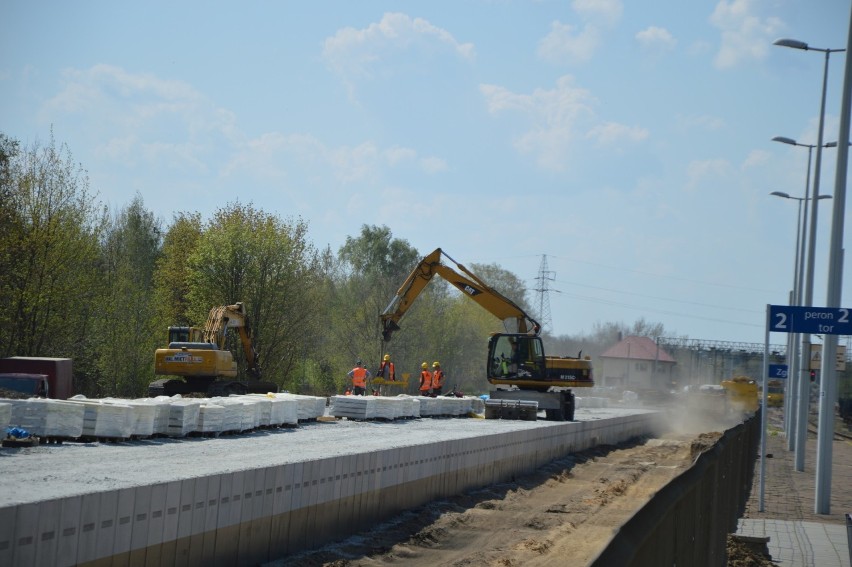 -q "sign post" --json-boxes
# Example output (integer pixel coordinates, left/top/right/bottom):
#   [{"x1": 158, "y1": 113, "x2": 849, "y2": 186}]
[{"x1": 765, "y1": 304, "x2": 851, "y2": 513}]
